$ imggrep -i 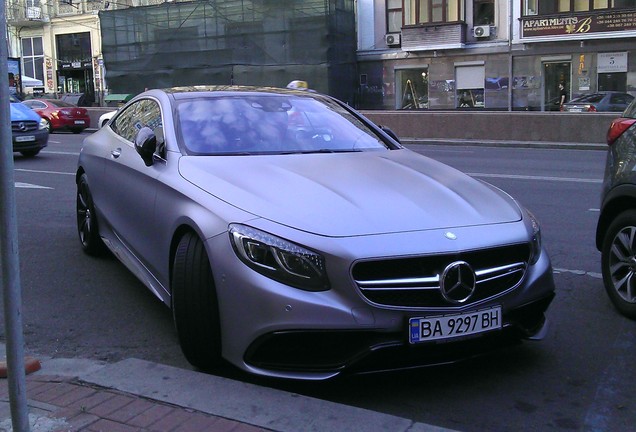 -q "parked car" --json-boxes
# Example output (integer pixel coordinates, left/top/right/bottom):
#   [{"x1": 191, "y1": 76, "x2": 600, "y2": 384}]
[
  {"x1": 9, "y1": 94, "x2": 49, "y2": 157},
  {"x1": 22, "y1": 98, "x2": 90, "y2": 133},
  {"x1": 76, "y1": 86, "x2": 555, "y2": 380},
  {"x1": 596, "y1": 98, "x2": 636, "y2": 320},
  {"x1": 98, "y1": 110, "x2": 117, "y2": 128},
  {"x1": 562, "y1": 91, "x2": 634, "y2": 113}
]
